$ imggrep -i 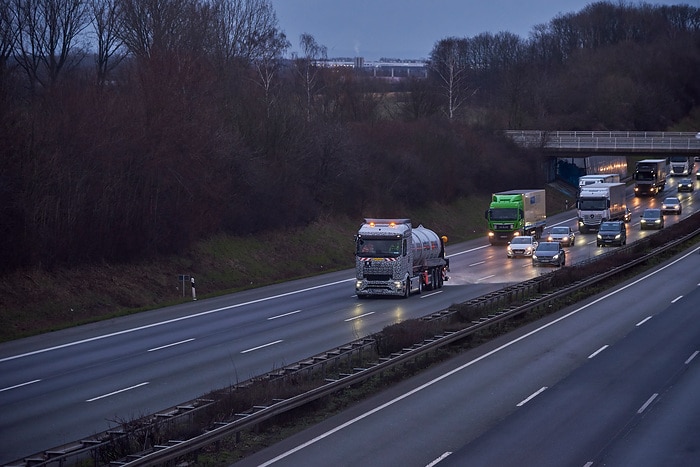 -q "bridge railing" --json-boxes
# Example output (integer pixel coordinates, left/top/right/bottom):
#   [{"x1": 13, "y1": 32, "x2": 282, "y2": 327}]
[{"x1": 505, "y1": 130, "x2": 700, "y2": 152}]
